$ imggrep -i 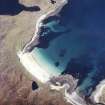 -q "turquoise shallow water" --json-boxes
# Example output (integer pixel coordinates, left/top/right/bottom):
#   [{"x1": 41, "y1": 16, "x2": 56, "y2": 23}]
[
  {"x1": 32, "y1": 48, "x2": 61, "y2": 75},
  {"x1": 32, "y1": 0, "x2": 105, "y2": 96}
]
